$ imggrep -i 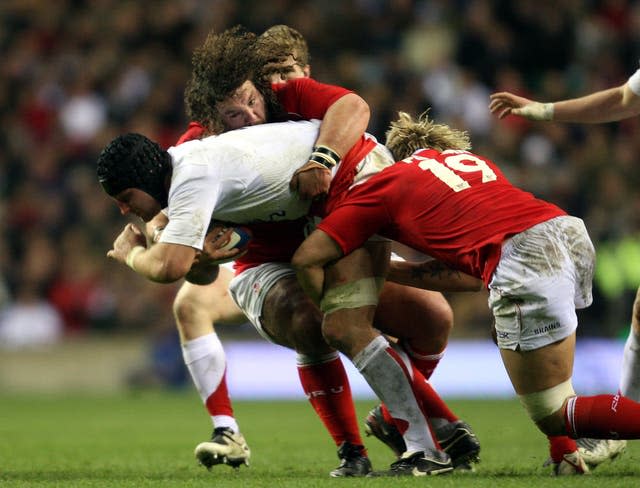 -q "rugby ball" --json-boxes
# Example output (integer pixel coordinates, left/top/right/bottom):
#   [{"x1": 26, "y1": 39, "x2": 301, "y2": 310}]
[
  {"x1": 203, "y1": 225, "x2": 253, "y2": 264},
  {"x1": 219, "y1": 226, "x2": 252, "y2": 253}
]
